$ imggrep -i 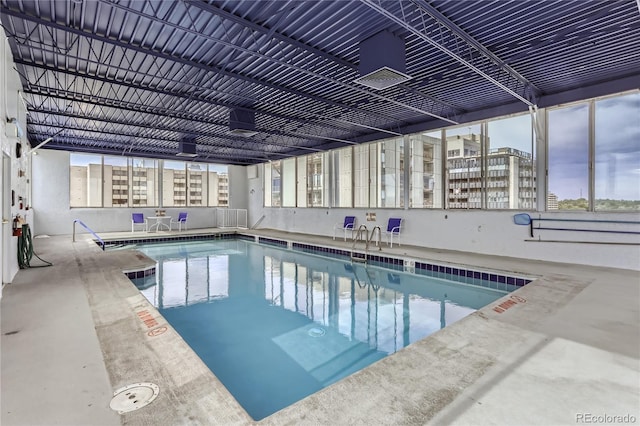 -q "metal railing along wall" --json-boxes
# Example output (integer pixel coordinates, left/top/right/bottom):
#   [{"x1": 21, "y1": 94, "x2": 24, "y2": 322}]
[
  {"x1": 215, "y1": 208, "x2": 248, "y2": 228},
  {"x1": 513, "y1": 213, "x2": 640, "y2": 245},
  {"x1": 72, "y1": 219, "x2": 106, "y2": 250}
]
